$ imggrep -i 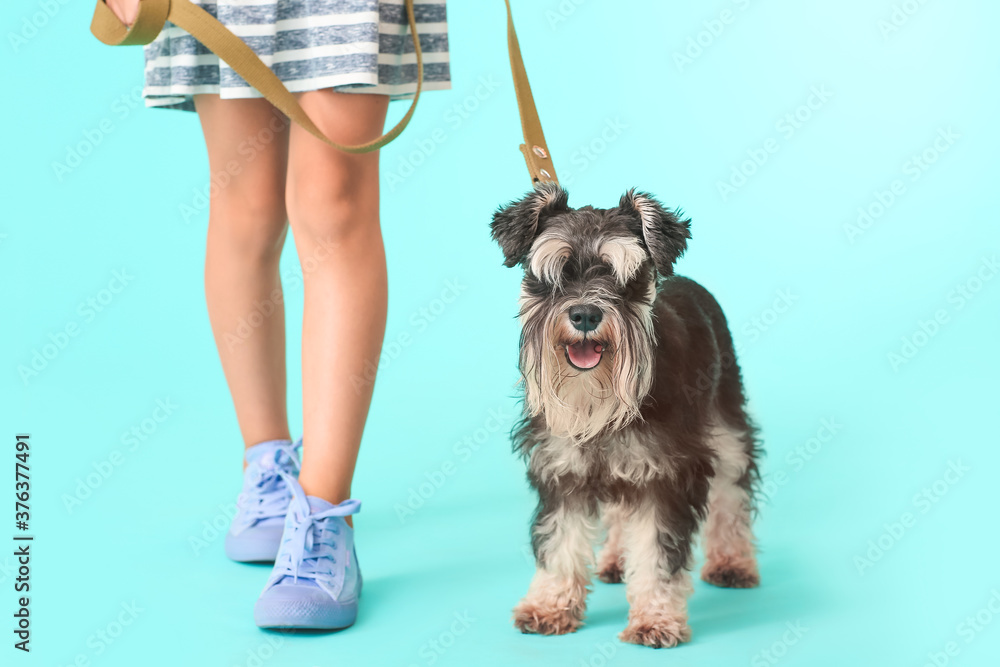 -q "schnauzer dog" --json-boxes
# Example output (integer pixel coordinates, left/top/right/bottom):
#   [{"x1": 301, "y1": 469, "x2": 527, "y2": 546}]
[{"x1": 491, "y1": 184, "x2": 762, "y2": 648}]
